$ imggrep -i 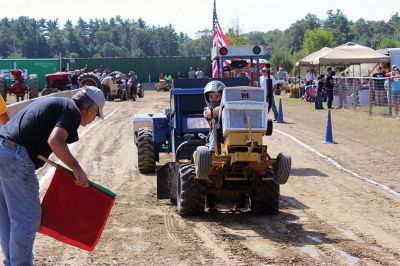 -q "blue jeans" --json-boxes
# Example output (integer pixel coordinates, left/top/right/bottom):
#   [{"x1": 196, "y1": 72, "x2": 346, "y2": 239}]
[
  {"x1": 209, "y1": 133, "x2": 215, "y2": 151},
  {"x1": 315, "y1": 92, "x2": 323, "y2": 109},
  {"x1": 0, "y1": 138, "x2": 40, "y2": 266},
  {"x1": 70, "y1": 84, "x2": 79, "y2": 90},
  {"x1": 270, "y1": 96, "x2": 278, "y2": 120}
]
